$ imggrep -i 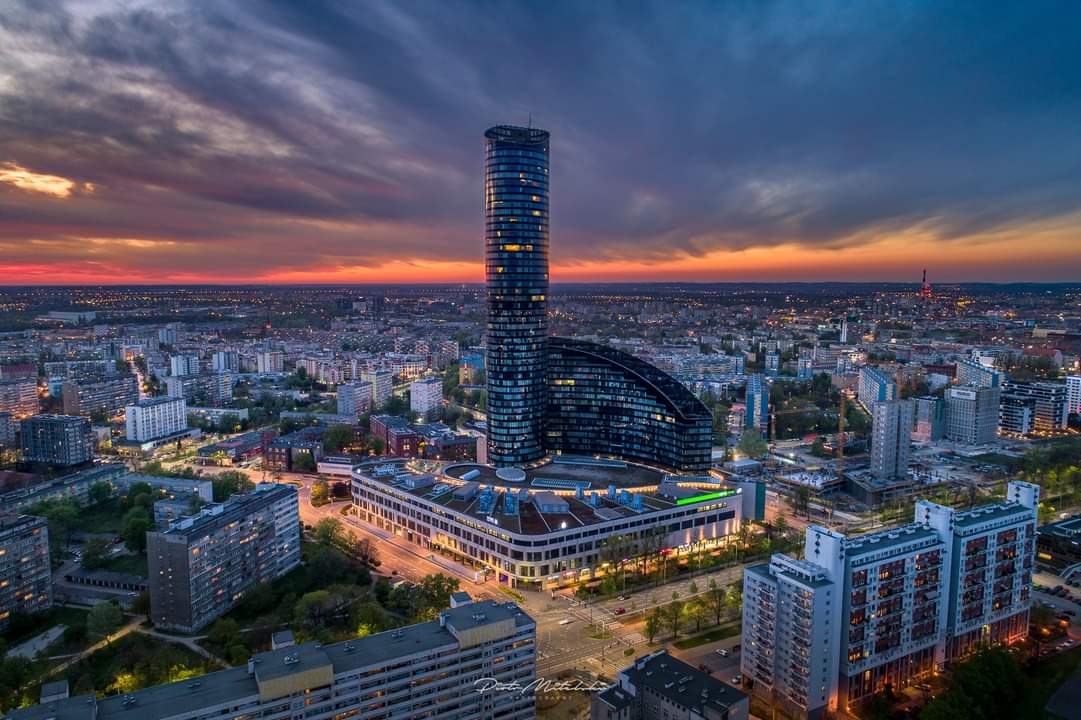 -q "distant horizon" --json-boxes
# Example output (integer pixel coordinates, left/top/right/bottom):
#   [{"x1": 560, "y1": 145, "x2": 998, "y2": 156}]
[{"x1": 3, "y1": 279, "x2": 1080, "y2": 289}]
